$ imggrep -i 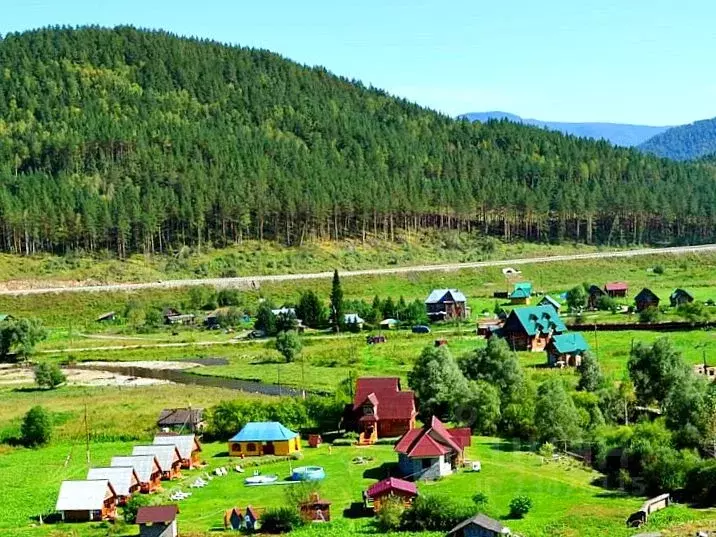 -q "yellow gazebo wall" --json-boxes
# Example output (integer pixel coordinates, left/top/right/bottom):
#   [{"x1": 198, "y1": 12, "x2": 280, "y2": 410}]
[{"x1": 228, "y1": 435, "x2": 301, "y2": 457}]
